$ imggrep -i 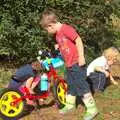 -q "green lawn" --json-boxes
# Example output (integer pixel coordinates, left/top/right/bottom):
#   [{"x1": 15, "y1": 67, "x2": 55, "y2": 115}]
[{"x1": 94, "y1": 83, "x2": 120, "y2": 120}]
